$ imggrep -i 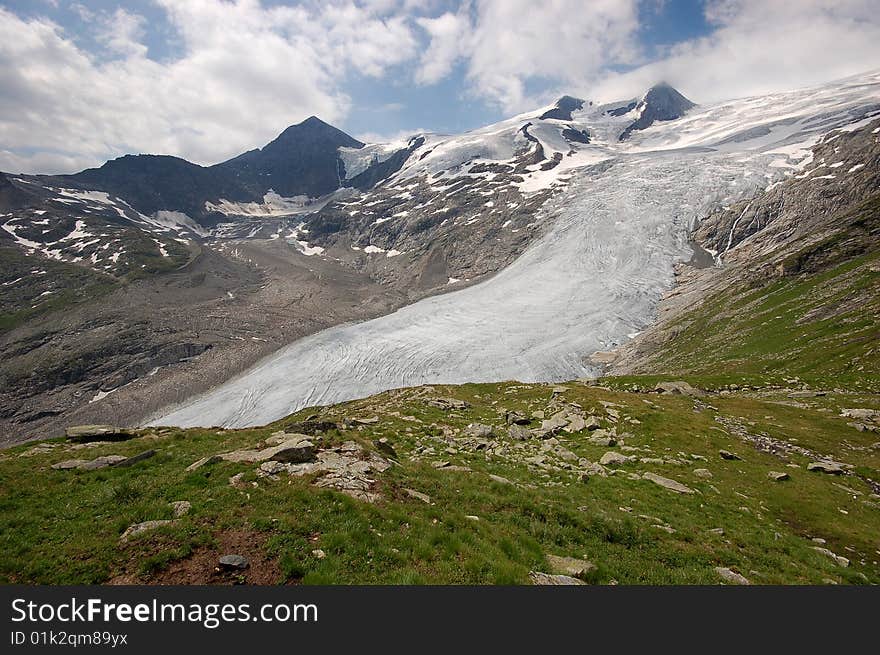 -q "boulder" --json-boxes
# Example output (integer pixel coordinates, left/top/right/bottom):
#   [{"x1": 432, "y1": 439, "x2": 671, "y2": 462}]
[
  {"x1": 219, "y1": 554, "x2": 249, "y2": 571},
  {"x1": 505, "y1": 411, "x2": 530, "y2": 425},
  {"x1": 719, "y1": 450, "x2": 741, "y2": 460},
  {"x1": 642, "y1": 472, "x2": 695, "y2": 494},
  {"x1": 693, "y1": 468, "x2": 713, "y2": 479},
  {"x1": 812, "y1": 547, "x2": 849, "y2": 567},
  {"x1": 81, "y1": 455, "x2": 128, "y2": 470},
  {"x1": 579, "y1": 462, "x2": 607, "y2": 479},
  {"x1": 547, "y1": 554, "x2": 596, "y2": 577},
  {"x1": 170, "y1": 501, "x2": 191, "y2": 517},
  {"x1": 50, "y1": 459, "x2": 89, "y2": 470},
  {"x1": 599, "y1": 452, "x2": 630, "y2": 467},
  {"x1": 655, "y1": 381, "x2": 703, "y2": 396},
  {"x1": 221, "y1": 438, "x2": 315, "y2": 464},
  {"x1": 65, "y1": 425, "x2": 135, "y2": 442},
  {"x1": 404, "y1": 488, "x2": 431, "y2": 504},
  {"x1": 807, "y1": 461, "x2": 845, "y2": 475},
  {"x1": 488, "y1": 474, "x2": 513, "y2": 485},
  {"x1": 259, "y1": 461, "x2": 287, "y2": 475},
  {"x1": 112, "y1": 450, "x2": 156, "y2": 468},
  {"x1": 465, "y1": 423, "x2": 495, "y2": 438},
  {"x1": 840, "y1": 408, "x2": 880, "y2": 421},
  {"x1": 53, "y1": 455, "x2": 127, "y2": 471},
  {"x1": 120, "y1": 520, "x2": 172, "y2": 543},
  {"x1": 563, "y1": 416, "x2": 587, "y2": 433},
  {"x1": 585, "y1": 416, "x2": 602, "y2": 431},
  {"x1": 185, "y1": 455, "x2": 222, "y2": 471},
  {"x1": 508, "y1": 424, "x2": 532, "y2": 440},
  {"x1": 768, "y1": 471, "x2": 790, "y2": 481},
  {"x1": 529, "y1": 571, "x2": 587, "y2": 586},
  {"x1": 715, "y1": 567, "x2": 750, "y2": 585}
]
